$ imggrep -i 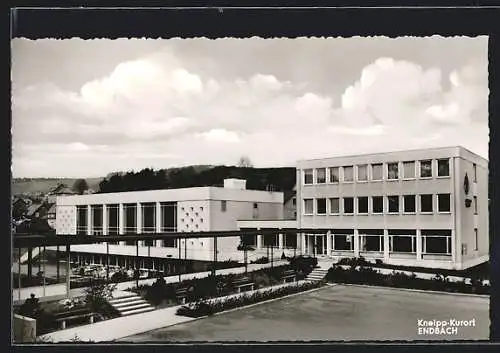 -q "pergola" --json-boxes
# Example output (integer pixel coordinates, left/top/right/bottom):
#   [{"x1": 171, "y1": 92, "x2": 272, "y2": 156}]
[{"x1": 12, "y1": 228, "x2": 331, "y2": 301}]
